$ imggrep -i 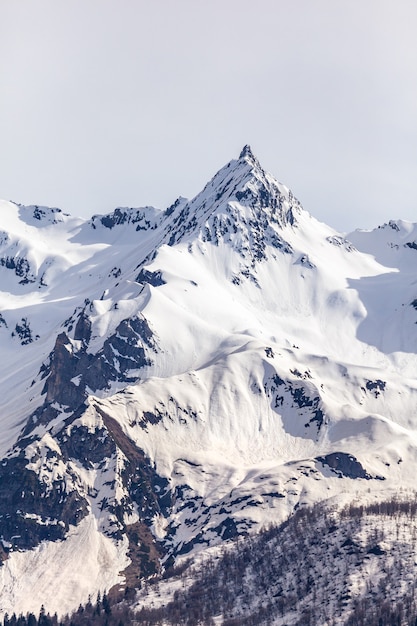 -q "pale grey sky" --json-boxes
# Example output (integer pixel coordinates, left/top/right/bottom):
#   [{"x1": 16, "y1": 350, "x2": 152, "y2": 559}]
[{"x1": 1, "y1": 1, "x2": 416, "y2": 232}]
